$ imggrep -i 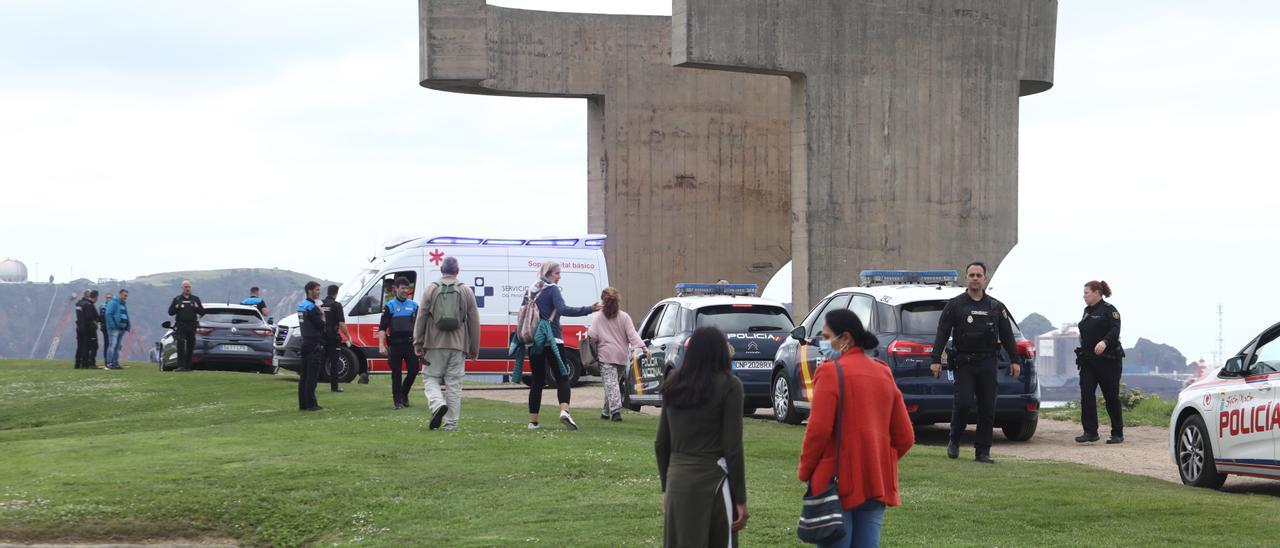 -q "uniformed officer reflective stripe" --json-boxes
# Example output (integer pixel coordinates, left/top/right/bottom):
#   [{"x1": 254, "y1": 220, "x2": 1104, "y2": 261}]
[
  {"x1": 242, "y1": 297, "x2": 263, "y2": 307},
  {"x1": 386, "y1": 298, "x2": 418, "y2": 335}
]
